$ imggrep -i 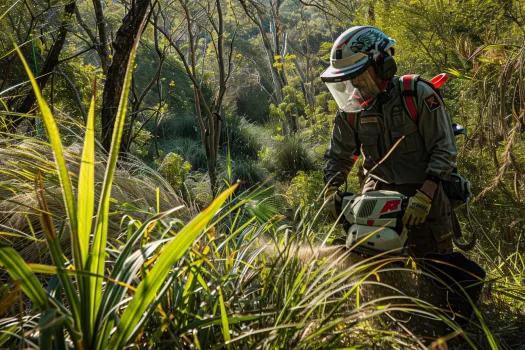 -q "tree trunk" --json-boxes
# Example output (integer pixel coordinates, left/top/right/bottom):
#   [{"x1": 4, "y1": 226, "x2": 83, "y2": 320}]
[
  {"x1": 10, "y1": 2, "x2": 76, "y2": 127},
  {"x1": 92, "y1": 0, "x2": 111, "y2": 74},
  {"x1": 294, "y1": 58, "x2": 315, "y2": 113},
  {"x1": 258, "y1": 11, "x2": 285, "y2": 104},
  {"x1": 366, "y1": 3, "x2": 375, "y2": 22},
  {"x1": 239, "y1": 1, "x2": 286, "y2": 104},
  {"x1": 100, "y1": 0, "x2": 150, "y2": 152},
  {"x1": 287, "y1": 112, "x2": 298, "y2": 134}
]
